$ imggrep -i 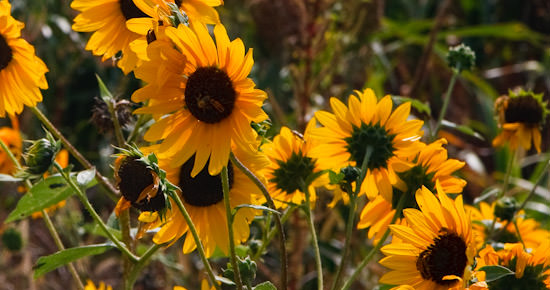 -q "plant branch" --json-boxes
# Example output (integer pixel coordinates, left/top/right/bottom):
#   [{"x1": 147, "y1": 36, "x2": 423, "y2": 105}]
[
  {"x1": 53, "y1": 162, "x2": 139, "y2": 262},
  {"x1": 31, "y1": 106, "x2": 119, "y2": 201},
  {"x1": 230, "y1": 152, "x2": 288, "y2": 290}
]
